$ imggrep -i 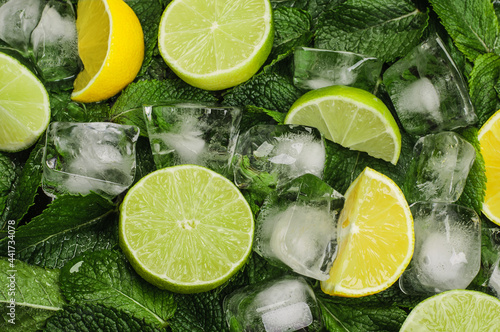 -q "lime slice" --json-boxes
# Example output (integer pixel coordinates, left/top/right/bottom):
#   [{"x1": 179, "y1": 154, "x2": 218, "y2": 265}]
[
  {"x1": 400, "y1": 289, "x2": 500, "y2": 331},
  {"x1": 157, "y1": 0, "x2": 273, "y2": 91},
  {"x1": 0, "y1": 52, "x2": 50, "y2": 152},
  {"x1": 119, "y1": 165, "x2": 254, "y2": 293},
  {"x1": 285, "y1": 85, "x2": 401, "y2": 165}
]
